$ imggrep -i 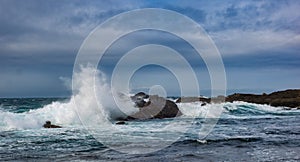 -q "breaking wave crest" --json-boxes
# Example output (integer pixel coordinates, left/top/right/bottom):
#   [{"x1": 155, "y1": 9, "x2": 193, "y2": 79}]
[{"x1": 0, "y1": 66, "x2": 136, "y2": 131}]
